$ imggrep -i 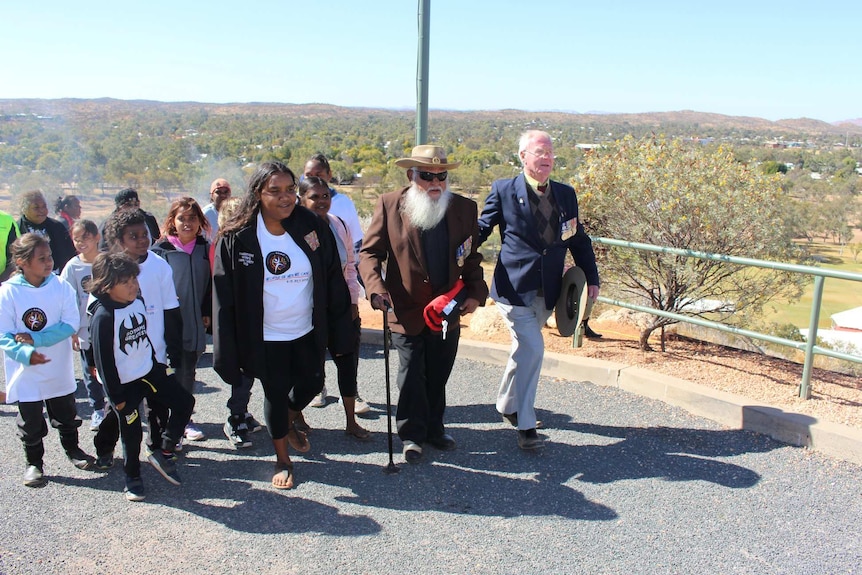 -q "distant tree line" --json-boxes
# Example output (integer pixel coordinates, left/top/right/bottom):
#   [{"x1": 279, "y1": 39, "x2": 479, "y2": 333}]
[
  {"x1": 2, "y1": 101, "x2": 860, "y2": 351},
  {"x1": 1, "y1": 102, "x2": 859, "y2": 226}
]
